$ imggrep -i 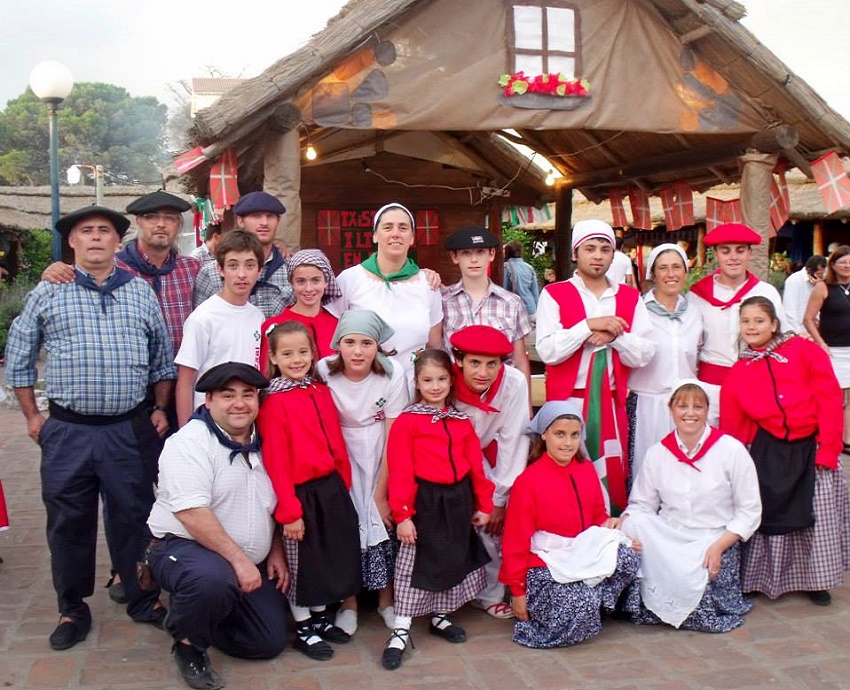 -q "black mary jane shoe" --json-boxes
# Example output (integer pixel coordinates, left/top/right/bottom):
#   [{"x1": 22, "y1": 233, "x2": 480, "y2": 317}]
[
  {"x1": 311, "y1": 613, "x2": 351, "y2": 644},
  {"x1": 428, "y1": 614, "x2": 467, "y2": 643},
  {"x1": 172, "y1": 641, "x2": 223, "y2": 690},
  {"x1": 49, "y1": 618, "x2": 91, "y2": 651},
  {"x1": 809, "y1": 590, "x2": 832, "y2": 606},
  {"x1": 381, "y1": 628, "x2": 414, "y2": 670},
  {"x1": 293, "y1": 621, "x2": 334, "y2": 661}
]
